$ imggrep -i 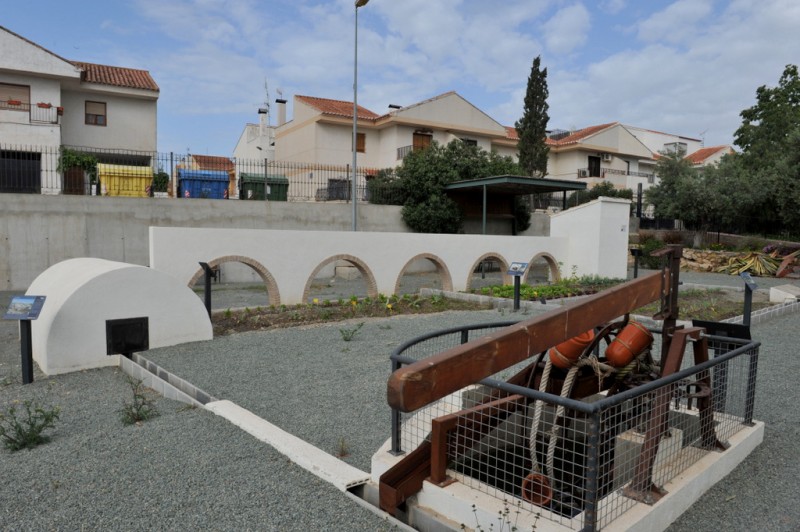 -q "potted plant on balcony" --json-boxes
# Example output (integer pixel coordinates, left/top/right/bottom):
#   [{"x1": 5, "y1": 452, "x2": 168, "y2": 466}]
[{"x1": 6, "y1": 99, "x2": 21, "y2": 106}]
